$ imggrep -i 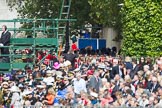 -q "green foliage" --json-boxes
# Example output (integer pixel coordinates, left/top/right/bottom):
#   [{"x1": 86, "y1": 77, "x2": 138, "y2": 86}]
[
  {"x1": 7, "y1": 0, "x2": 62, "y2": 37},
  {"x1": 71, "y1": 0, "x2": 91, "y2": 27},
  {"x1": 7, "y1": 0, "x2": 91, "y2": 28},
  {"x1": 121, "y1": 0, "x2": 162, "y2": 57},
  {"x1": 88, "y1": 0, "x2": 123, "y2": 26},
  {"x1": 8, "y1": 0, "x2": 61, "y2": 19},
  {"x1": 88, "y1": 0, "x2": 123, "y2": 41}
]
